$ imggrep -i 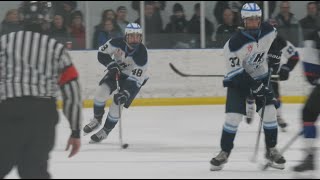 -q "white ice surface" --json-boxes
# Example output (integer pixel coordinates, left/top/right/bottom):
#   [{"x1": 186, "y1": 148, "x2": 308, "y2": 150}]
[{"x1": 6, "y1": 104, "x2": 319, "y2": 179}]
